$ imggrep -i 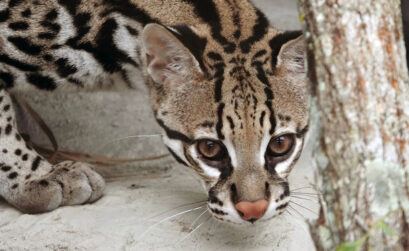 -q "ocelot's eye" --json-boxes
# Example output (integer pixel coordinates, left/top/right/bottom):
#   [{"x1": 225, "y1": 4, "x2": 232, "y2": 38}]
[
  {"x1": 196, "y1": 139, "x2": 229, "y2": 163},
  {"x1": 267, "y1": 134, "x2": 295, "y2": 157}
]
